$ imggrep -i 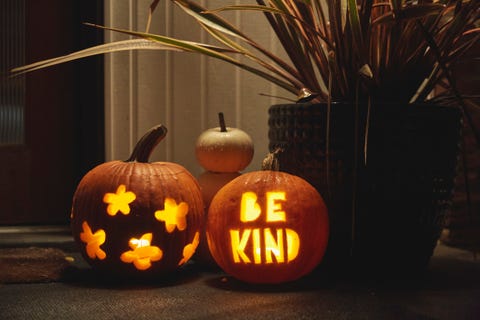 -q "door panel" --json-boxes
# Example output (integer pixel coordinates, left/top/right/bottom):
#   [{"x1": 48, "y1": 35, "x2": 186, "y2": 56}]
[{"x1": 0, "y1": 0, "x2": 104, "y2": 225}]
